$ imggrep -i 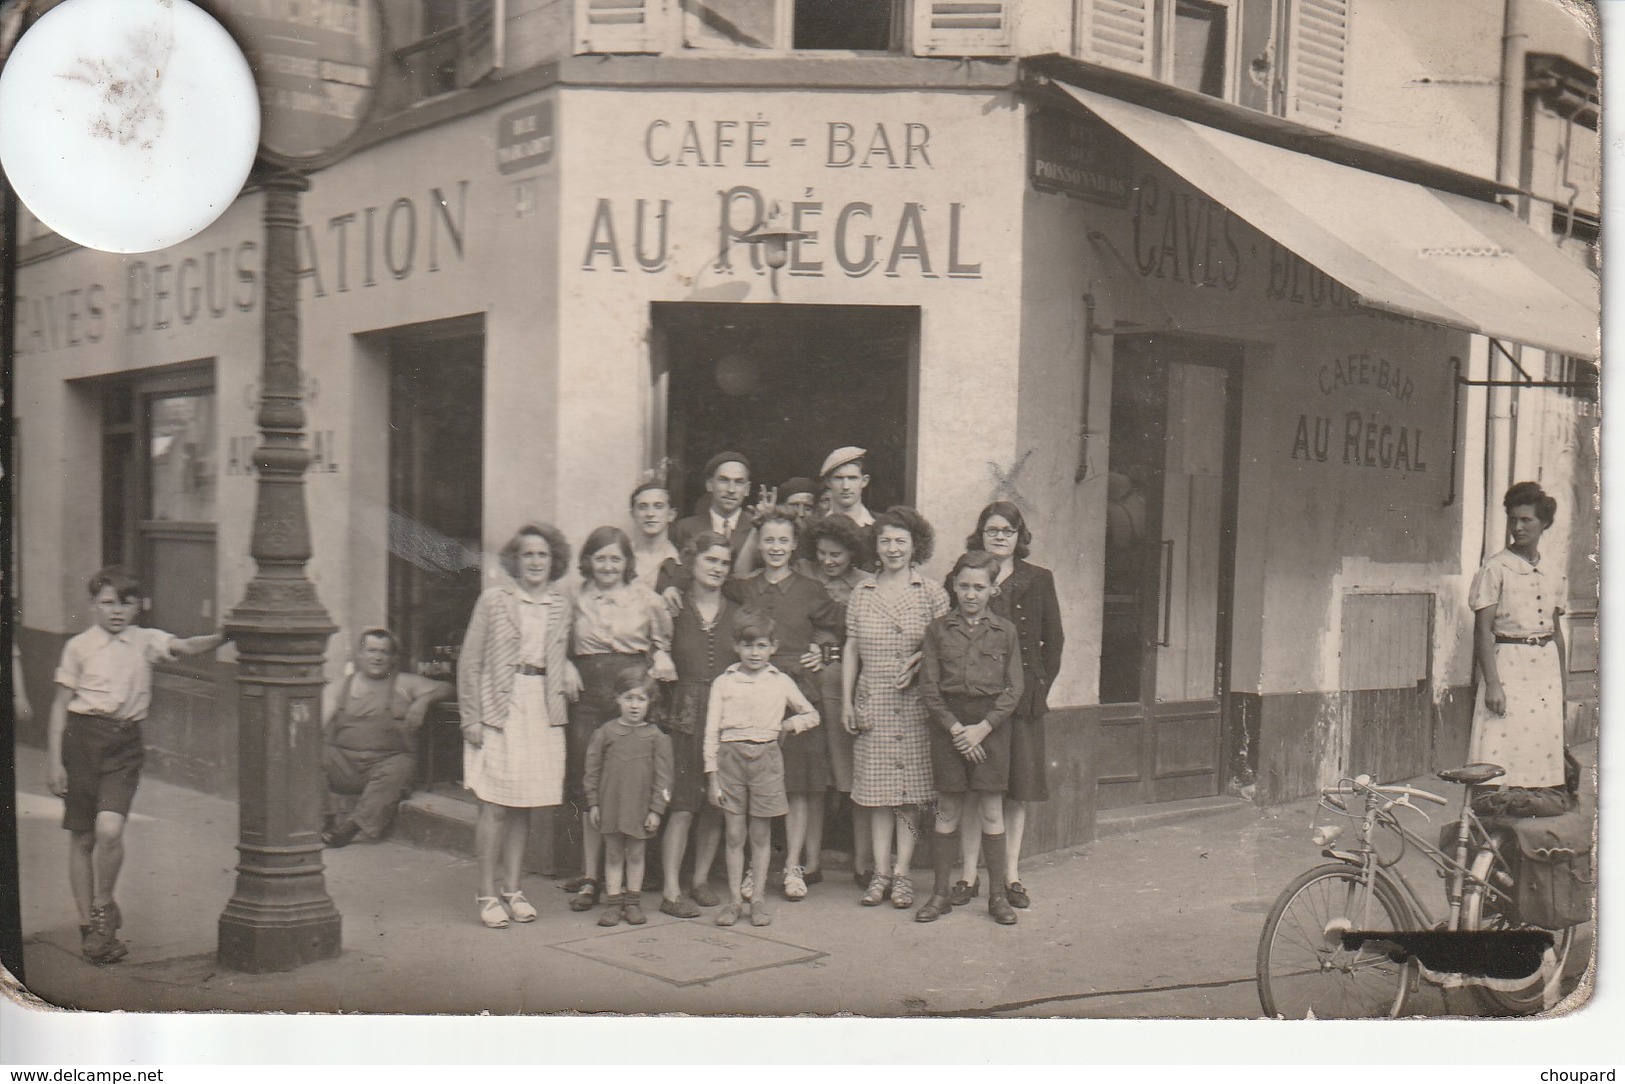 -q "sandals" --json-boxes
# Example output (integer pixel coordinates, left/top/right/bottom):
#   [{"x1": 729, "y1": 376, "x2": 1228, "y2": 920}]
[
  {"x1": 501, "y1": 890, "x2": 537, "y2": 923},
  {"x1": 891, "y1": 875, "x2": 915, "y2": 910},
  {"x1": 568, "y1": 878, "x2": 601, "y2": 912},
  {"x1": 477, "y1": 896, "x2": 510, "y2": 929},
  {"x1": 860, "y1": 874, "x2": 893, "y2": 906}
]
